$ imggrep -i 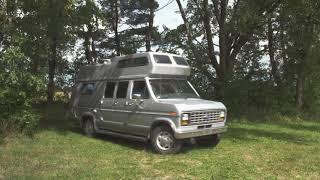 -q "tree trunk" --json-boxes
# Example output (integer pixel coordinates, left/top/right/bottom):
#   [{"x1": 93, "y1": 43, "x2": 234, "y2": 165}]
[
  {"x1": 176, "y1": 0, "x2": 196, "y2": 58},
  {"x1": 295, "y1": 23, "x2": 313, "y2": 110},
  {"x1": 111, "y1": 0, "x2": 120, "y2": 56},
  {"x1": 47, "y1": 37, "x2": 57, "y2": 103},
  {"x1": 296, "y1": 68, "x2": 304, "y2": 109},
  {"x1": 202, "y1": 0, "x2": 224, "y2": 100},
  {"x1": 91, "y1": 38, "x2": 96, "y2": 62},
  {"x1": 88, "y1": 23, "x2": 97, "y2": 63},
  {"x1": 92, "y1": 17, "x2": 99, "y2": 62},
  {"x1": 176, "y1": 0, "x2": 217, "y2": 93},
  {"x1": 267, "y1": 17, "x2": 280, "y2": 85},
  {"x1": 146, "y1": 0, "x2": 155, "y2": 52},
  {"x1": 84, "y1": 24, "x2": 92, "y2": 63}
]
